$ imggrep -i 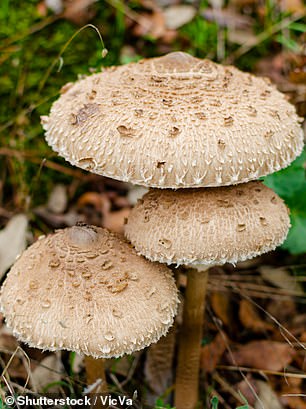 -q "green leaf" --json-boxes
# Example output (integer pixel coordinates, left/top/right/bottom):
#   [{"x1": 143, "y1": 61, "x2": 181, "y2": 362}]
[
  {"x1": 211, "y1": 396, "x2": 219, "y2": 409},
  {"x1": 154, "y1": 398, "x2": 174, "y2": 409},
  {"x1": 275, "y1": 33, "x2": 301, "y2": 52},
  {"x1": 263, "y1": 149, "x2": 306, "y2": 254},
  {"x1": 289, "y1": 22, "x2": 306, "y2": 32},
  {"x1": 282, "y1": 211, "x2": 306, "y2": 254}
]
